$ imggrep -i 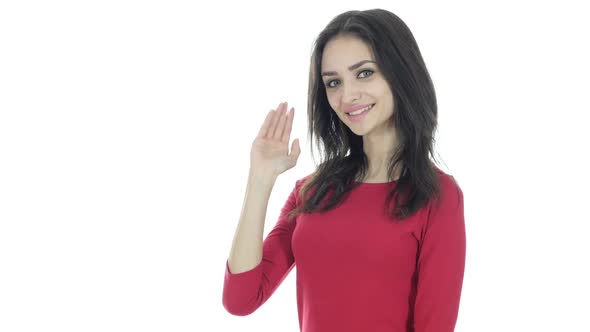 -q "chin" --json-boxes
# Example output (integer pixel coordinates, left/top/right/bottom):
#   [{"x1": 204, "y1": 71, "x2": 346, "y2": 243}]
[{"x1": 348, "y1": 126, "x2": 371, "y2": 137}]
